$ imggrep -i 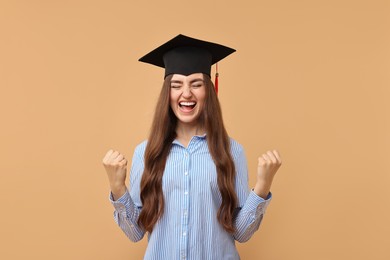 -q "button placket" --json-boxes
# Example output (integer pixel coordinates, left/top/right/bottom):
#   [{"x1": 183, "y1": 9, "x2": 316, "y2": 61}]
[{"x1": 180, "y1": 149, "x2": 190, "y2": 259}]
